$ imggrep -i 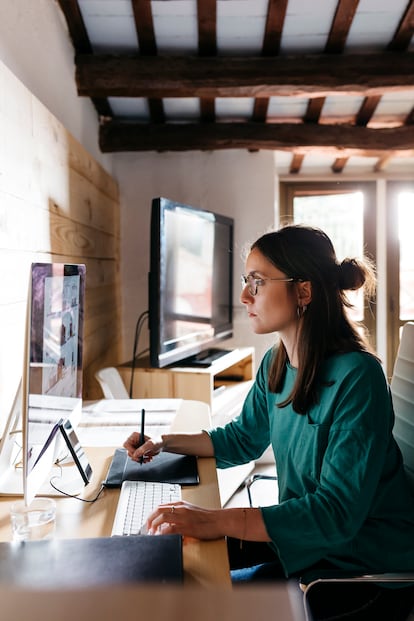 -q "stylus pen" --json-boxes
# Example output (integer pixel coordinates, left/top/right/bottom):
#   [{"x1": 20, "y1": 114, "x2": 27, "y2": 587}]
[{"x1": 139, "y1": 408, "x2": 145, "y2": 464}]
